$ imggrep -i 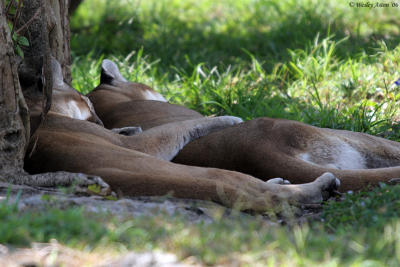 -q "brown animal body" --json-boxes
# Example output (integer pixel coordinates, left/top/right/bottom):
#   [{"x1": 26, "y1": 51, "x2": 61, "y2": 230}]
[
  {"x1": 89, "y1": 59, "x2": 400, "y2": 192},
  {"x1": 24, "y1": 59, "x2": 339, "y2": 211}
]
